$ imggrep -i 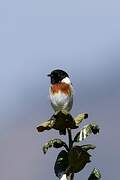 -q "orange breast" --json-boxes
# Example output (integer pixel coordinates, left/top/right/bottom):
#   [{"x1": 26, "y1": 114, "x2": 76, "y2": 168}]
[{"x1": 51, "y1": 83, "x2": 71, "y2": 95}]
